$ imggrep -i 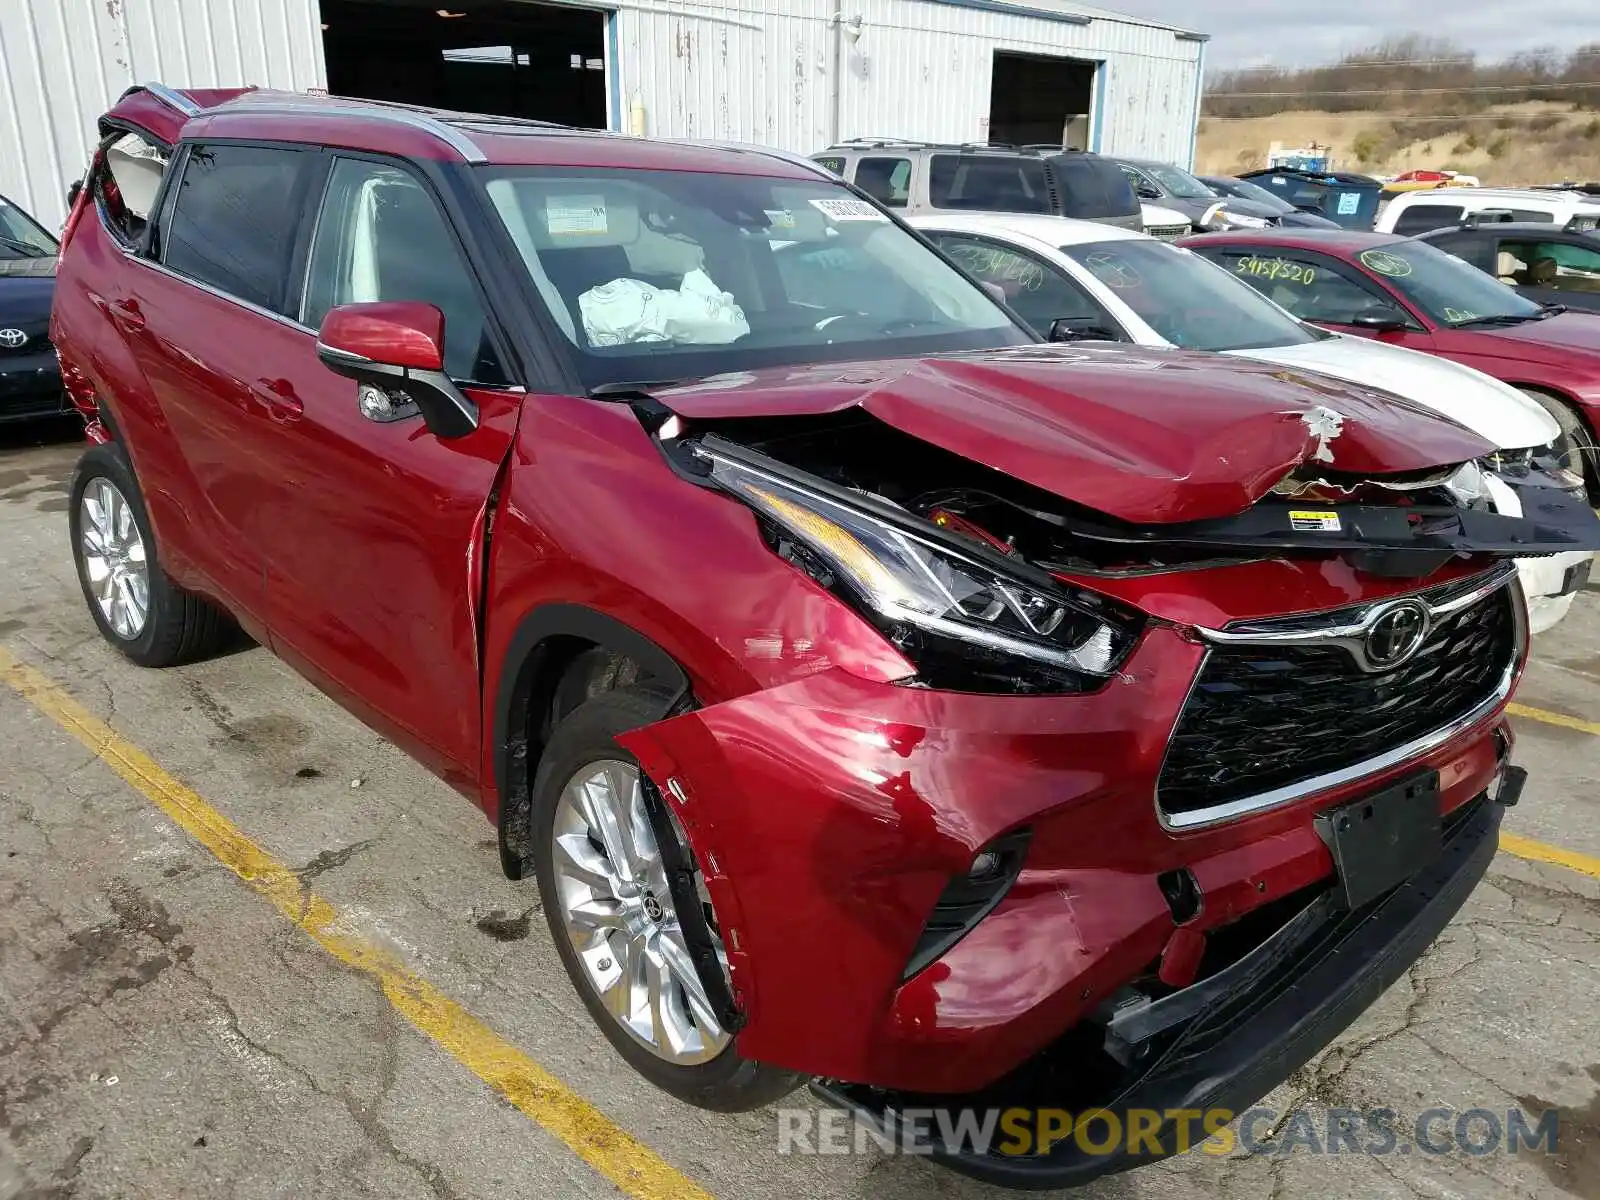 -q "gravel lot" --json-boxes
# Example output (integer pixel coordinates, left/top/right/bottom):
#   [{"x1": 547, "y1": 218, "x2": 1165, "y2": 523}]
[{"x1": 2, "y1": 420, "x2": 1598, "y2": 1200}]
